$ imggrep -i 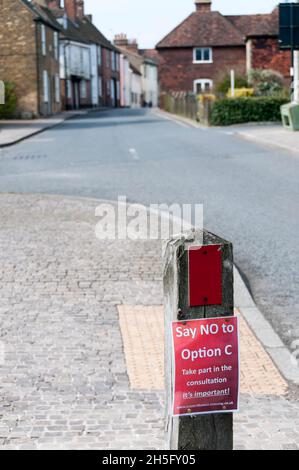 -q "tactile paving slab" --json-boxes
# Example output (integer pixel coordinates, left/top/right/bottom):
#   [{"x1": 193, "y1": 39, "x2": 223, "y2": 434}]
[{"x1": 118, "y1": 306, "x2": 288, "y2": 395}]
